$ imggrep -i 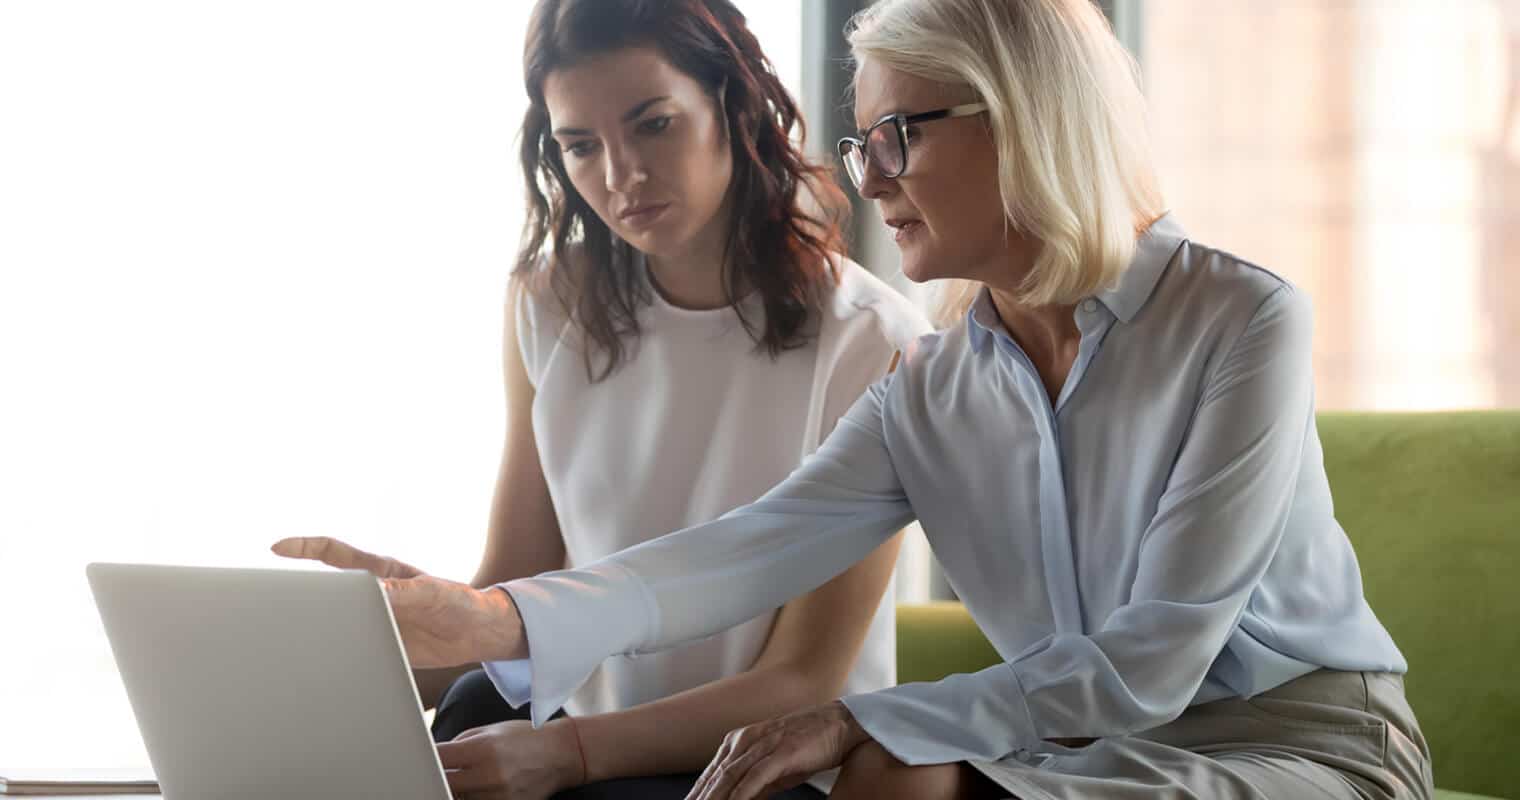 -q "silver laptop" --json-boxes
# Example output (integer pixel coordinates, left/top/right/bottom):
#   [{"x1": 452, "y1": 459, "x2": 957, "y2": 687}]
[{"x1": 86, "y1": 563, "x2": 452, "y2": 800}]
